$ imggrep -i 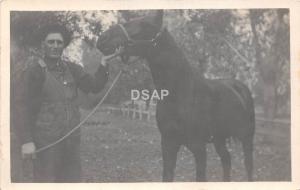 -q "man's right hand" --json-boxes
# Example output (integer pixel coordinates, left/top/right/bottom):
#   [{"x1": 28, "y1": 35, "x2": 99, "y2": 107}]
[{"x1": 21, "y1": 142, "x2": 36, "y2": 159}]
